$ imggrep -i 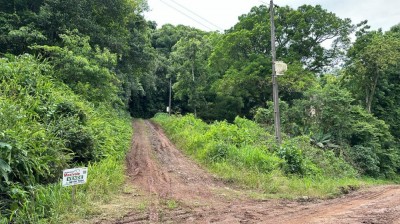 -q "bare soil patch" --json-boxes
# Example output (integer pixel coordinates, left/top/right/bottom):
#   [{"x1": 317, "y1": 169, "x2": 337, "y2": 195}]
[{"x1": 97, "y1": 120, "x2": 400, "y2": 224}]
